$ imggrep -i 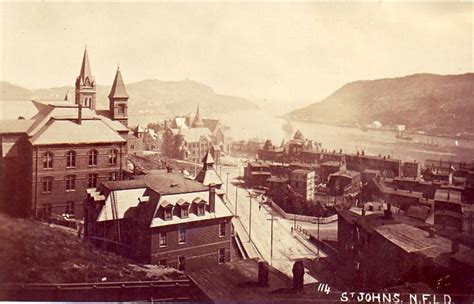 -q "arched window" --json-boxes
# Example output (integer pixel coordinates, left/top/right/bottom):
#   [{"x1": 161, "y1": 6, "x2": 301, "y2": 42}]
[
  {"x1": 109, "y1": 149, "x2": 118, "y2": 165},
  {"x1": 88, "y1": 149, "x2": 98, "y2": 166},
  {"x1": 43, "y1": 152, "x2": 53, "y2": 169},
  {"x1": 66, "y1": 151, "x2": 76, "y2": 168}
]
